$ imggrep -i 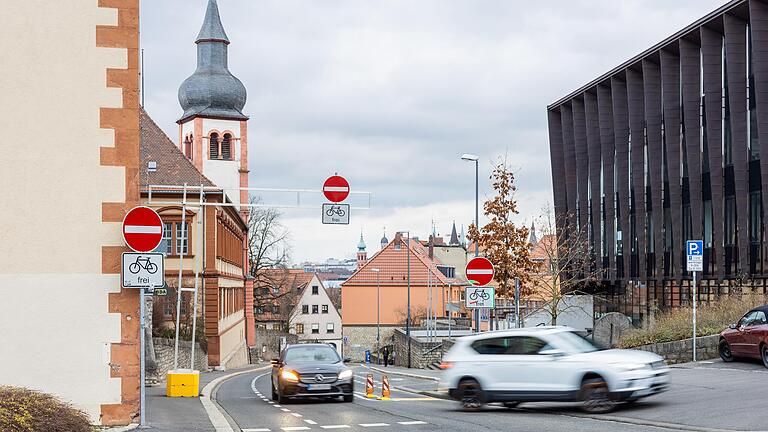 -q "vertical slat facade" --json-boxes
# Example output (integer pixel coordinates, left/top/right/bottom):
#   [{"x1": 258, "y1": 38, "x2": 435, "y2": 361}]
[
  {"x1": 643, "y1": 59, "x2": 665, "y2": 278},
  {"x1": 548, "y1": 108, "x2": 568, "y2": 236},
  {"x1": 612, "y1": 77, "x2": 632, "y2": 277},
  {"x1": 573, "y1": 98, "x2": 590, "y2": 239},
  {"x1": 749, "y1": 0, "x2": 768, "y2": 266},
  {"x1": 627, "y1": 67, "x2": 647, "y2": 279},
  {"x1": 724, "y1": 14, "x2": 750, "y2": 275},
  {"x1": 585, "y1": 91, "x2": 603, "y2": 265},
  {"x1": 561, "y1": 103, "x2": 578, "y2": 229},
  {"x1": 598, "y1": 83, "x2": 617, "y2": 279},
  {"x1": 702, "y1": 25, "x2": 725, "y2": 277},
  {"x1": 661, "y1": 48, "x2": 684, "y2": 277},
  {"x1": 681, "y1": 37, "x2": 704, "y2": 242}
]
